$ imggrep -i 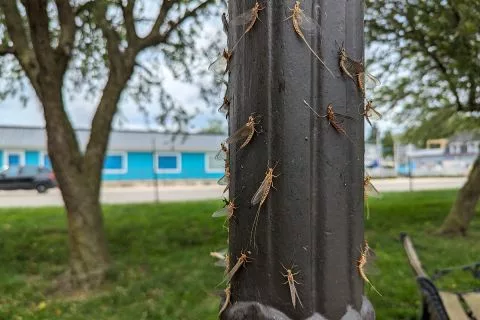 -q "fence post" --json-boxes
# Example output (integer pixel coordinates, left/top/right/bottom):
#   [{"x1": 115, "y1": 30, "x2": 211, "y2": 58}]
[{"x1": 223, "y1": 1, "x2": 373, "y2": 319}]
